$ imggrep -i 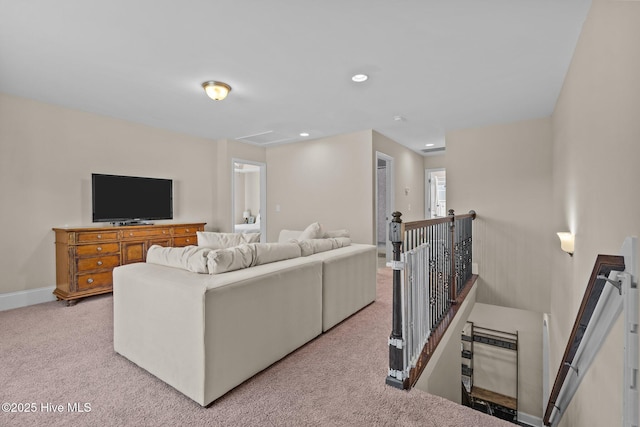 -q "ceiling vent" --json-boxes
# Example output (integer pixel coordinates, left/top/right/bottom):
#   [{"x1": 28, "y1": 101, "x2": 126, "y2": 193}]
[
  {"x1": 235, "y1": 131, "x2": 295, "y2": 145},
  {"x1": 421, "y1": 146, "x2": 446, "y2": 154}
]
